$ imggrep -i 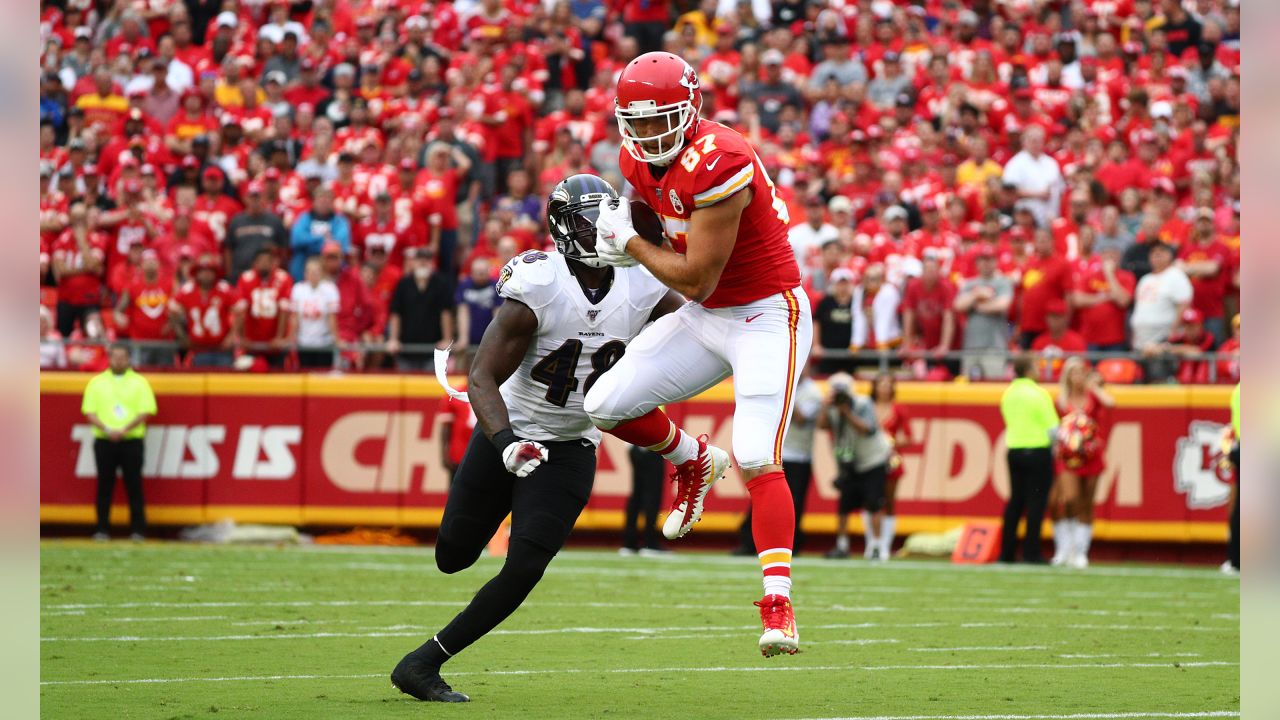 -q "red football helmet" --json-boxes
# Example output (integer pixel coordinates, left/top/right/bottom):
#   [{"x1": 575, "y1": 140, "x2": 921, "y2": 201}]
[{"x1": 615, "y1": 52, "x2": 703, "y2": 166}]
